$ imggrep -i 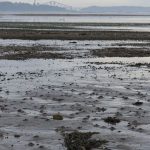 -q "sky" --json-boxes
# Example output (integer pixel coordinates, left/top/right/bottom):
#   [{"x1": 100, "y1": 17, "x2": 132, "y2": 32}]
[{"x1": 1, "y1": 0, "x2": 150, "y2": 7}]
